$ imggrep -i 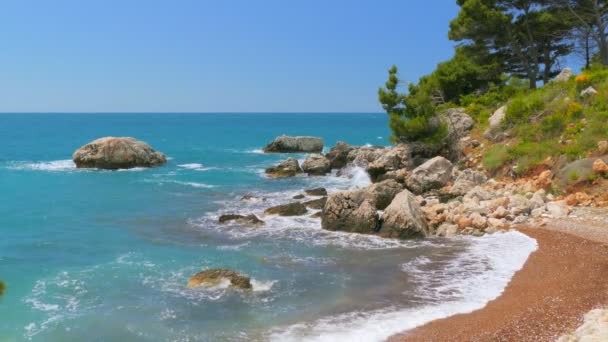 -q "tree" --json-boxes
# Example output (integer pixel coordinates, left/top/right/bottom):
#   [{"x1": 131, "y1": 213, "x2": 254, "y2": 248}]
[
  {"x1": 560, "y1": 0, "x2": 608, "y2": 66},
  {"x1": 450, "y1": 0, "x2": 573, "y2": 88}
]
